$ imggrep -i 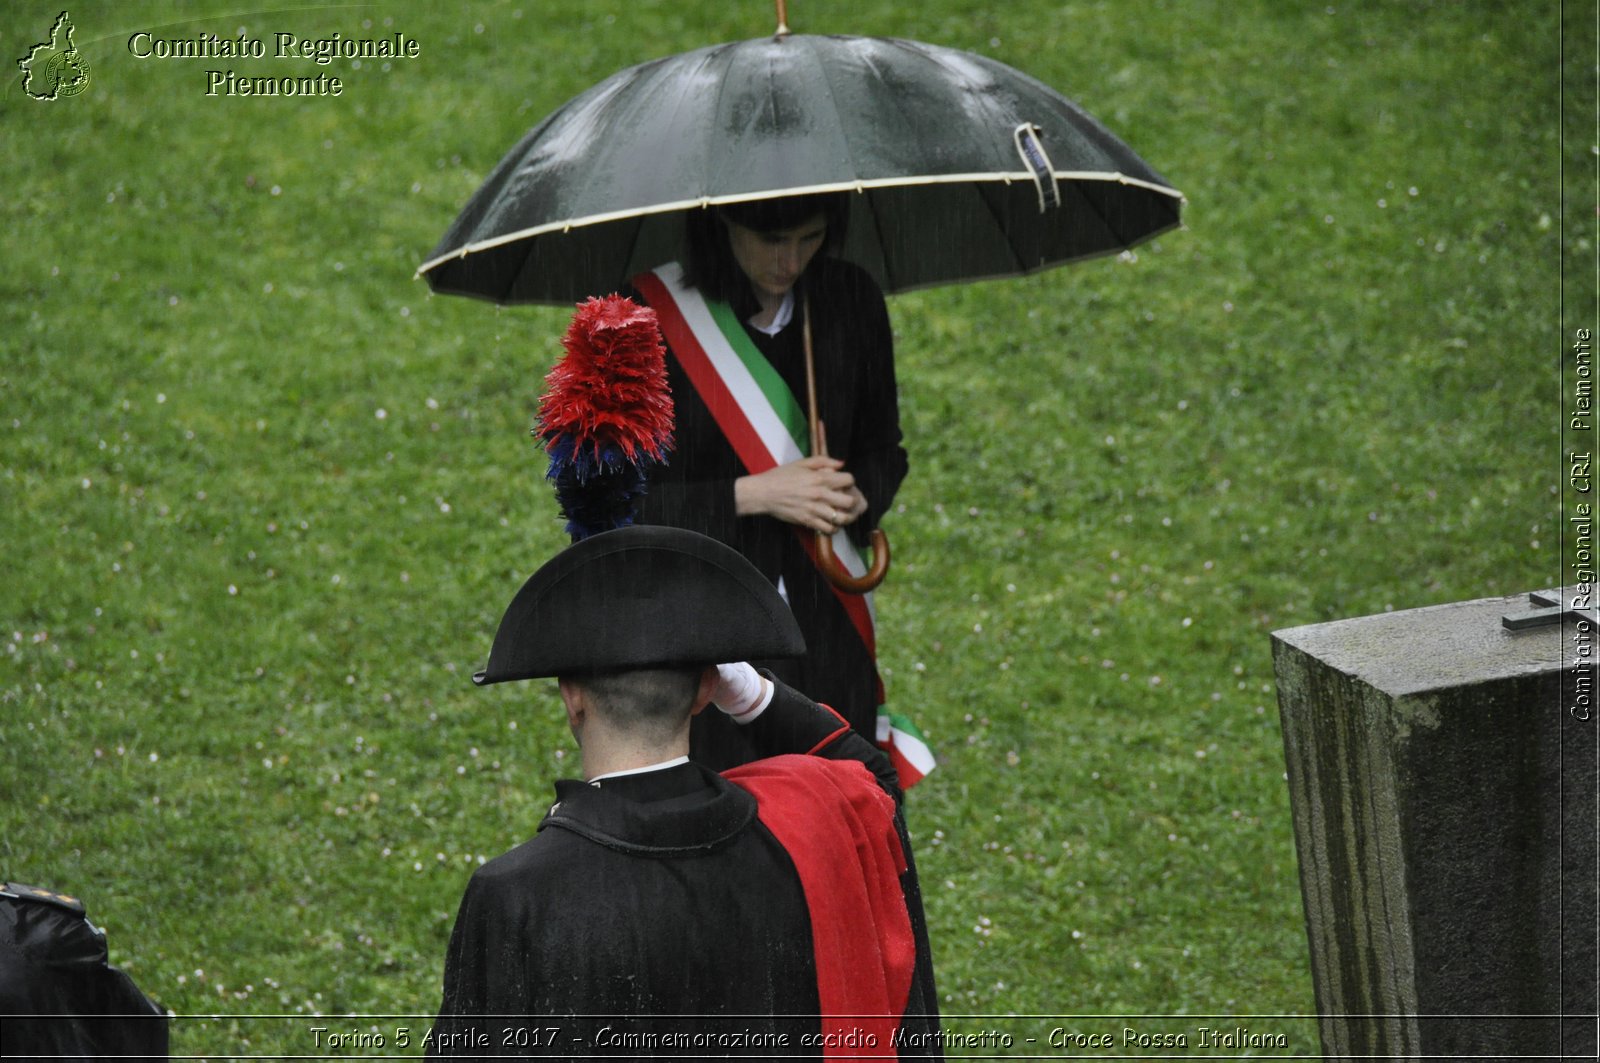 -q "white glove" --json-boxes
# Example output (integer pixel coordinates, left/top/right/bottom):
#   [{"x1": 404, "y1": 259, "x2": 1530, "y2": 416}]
[{"x1": 712, "y1": 662, "x2": 774, "y2": 724}]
